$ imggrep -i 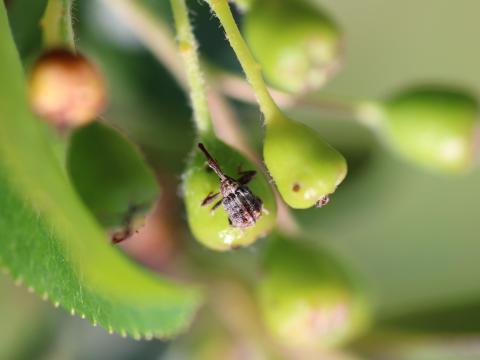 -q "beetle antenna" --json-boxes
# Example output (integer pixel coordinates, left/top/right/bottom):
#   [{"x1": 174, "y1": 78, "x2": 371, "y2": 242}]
[{"x1": 198, "y1": 143, "x2": 226, "y2": 179}]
